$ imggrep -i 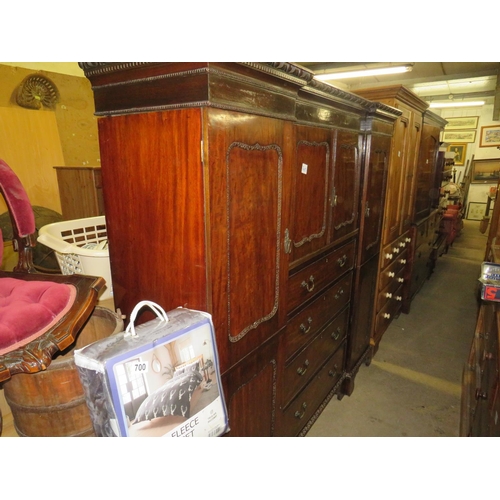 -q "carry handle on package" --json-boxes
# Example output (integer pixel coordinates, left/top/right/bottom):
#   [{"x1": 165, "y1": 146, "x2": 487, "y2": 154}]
[{"x1": 124, "y1": 300, "x2": 169, "y2": 338}]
